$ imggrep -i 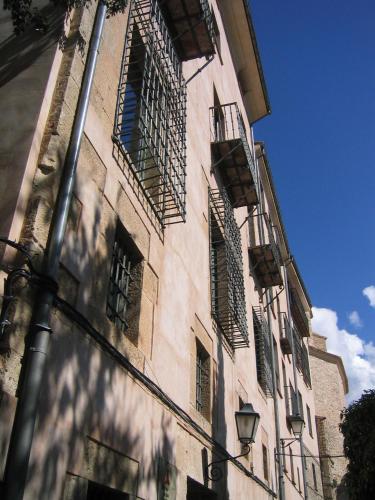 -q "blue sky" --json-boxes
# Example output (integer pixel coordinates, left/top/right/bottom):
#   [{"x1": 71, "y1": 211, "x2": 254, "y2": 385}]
[{"x1": 249, "y1": 0, "x2": 375, "y2": 400}]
